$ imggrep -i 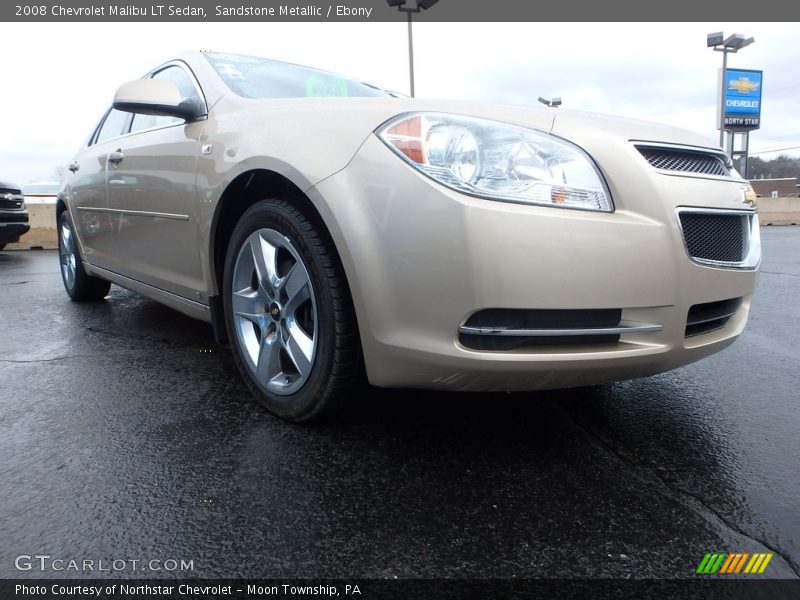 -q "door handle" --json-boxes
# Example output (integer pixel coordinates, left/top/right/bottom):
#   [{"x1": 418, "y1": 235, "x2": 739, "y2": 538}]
[
  {"x1": 107, "y1": 150, "x2": 124, "y2": 165},
  {"x1": 68, "y1": 161, "x2": 80, "y2": 173}
]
